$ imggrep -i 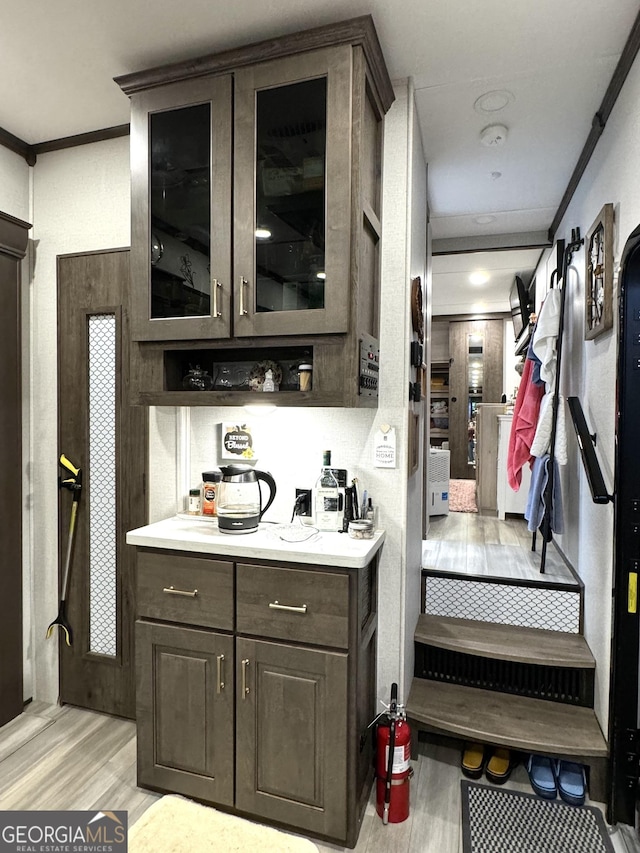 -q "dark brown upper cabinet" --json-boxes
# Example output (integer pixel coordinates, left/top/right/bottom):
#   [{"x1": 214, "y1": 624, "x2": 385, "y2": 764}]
[
  {"x1": 130, "y1": 76, "x2": 233, "y2": 342},
  {"x1": 117, "y1": 16, "x2": 394, "y2": 406}
]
